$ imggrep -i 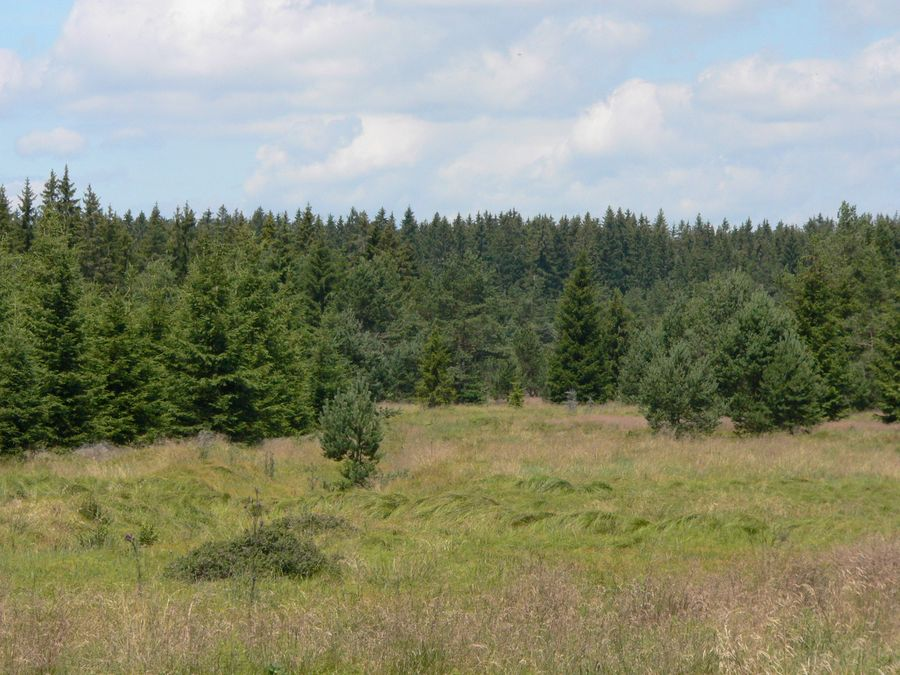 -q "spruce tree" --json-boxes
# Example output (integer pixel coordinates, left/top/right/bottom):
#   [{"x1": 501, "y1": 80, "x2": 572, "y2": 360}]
[
  {"x1": 169, "y1": 203, "x2": 195, "y2": 281},
  {"x1": 416, "y1": 329, "x2": 455, "y2": 406},
  {"x1": 0, "y1": 186, "x2": 15, "y2": 252},
  {"x1": 546, "y1": 258, "x2": 608, "y2": 402},
  {"x1": 603, "y1": 289, "x2": 631, "y2": 399},
  {"x1": 27, "y1": 216, "x2": 92, "y2": 447},
  {"x1": 40, "y1": 170, "x2": 59, "y2": 217},
  {"x1": 168, "y1": 238, "x2": 305, "y2": 441},
  {"x1": 18, "y1": 178, "x2": 36, "y2": 251},
  {"x1": 57, "y1": 165, "x2": 80, "y2": 233},
  {"x1": 0, "y1": 253, "x2": 45, "y2": 453},
  {"x1": 298, "y1": 236, "x2": 336, "y2": 328},
  {"x1": 511, "y1": 324, "x2": 546, "y2": 396},
  {"x1": 141, "y1": 204, "x2": 169, "y2": 264},
  {"x1": 88, "y1": 292, "x2": 158, "y2": 443},
  {"x1": 508, "y1": 378, "x2": 524, "y2": 407},
  {"x1": 759, "y1": 333, "x2": 824, "y2": 432},
  {"x1": 303, "y1": 314, "x2": 351, "y2": 418},
  {"x1": 791, "y1": 256, "x2": 852, "y2": 418},
  {"x1": 0, "y1": 321, "x2": 45, "y2": 454},
  {"x1": 874, "y1": 307, "x2": 899, "y2": 423}
]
